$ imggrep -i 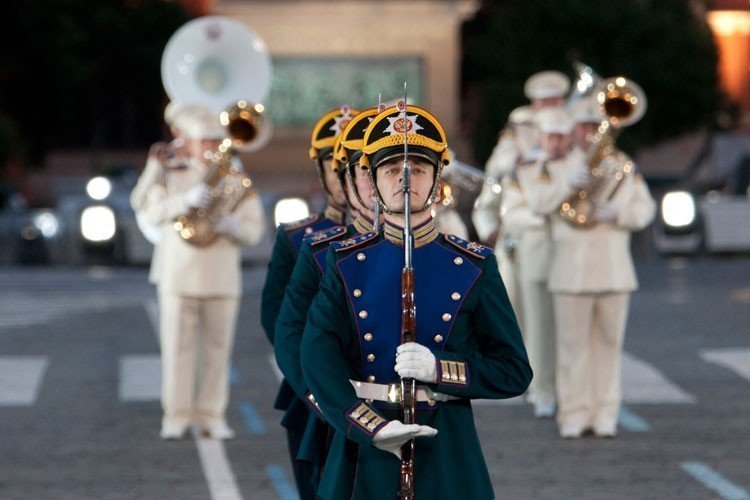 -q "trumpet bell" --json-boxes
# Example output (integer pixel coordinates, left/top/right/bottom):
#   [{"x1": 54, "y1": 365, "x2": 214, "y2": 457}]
[{"x1": 161, "y1": 16, "x2": 272, "y2": 115}]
